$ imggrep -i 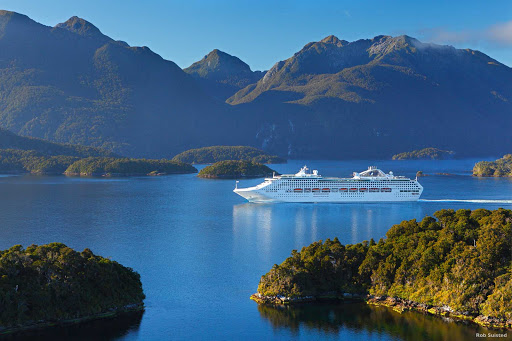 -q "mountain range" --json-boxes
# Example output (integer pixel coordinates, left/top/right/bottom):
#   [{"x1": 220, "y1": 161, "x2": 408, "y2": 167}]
[
  {"x1": 0, "y1": 11, "x2": 249, "y2": 158},
  {"x1": 0, "y1": 10, "x2": 510, "y2": 159}
]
